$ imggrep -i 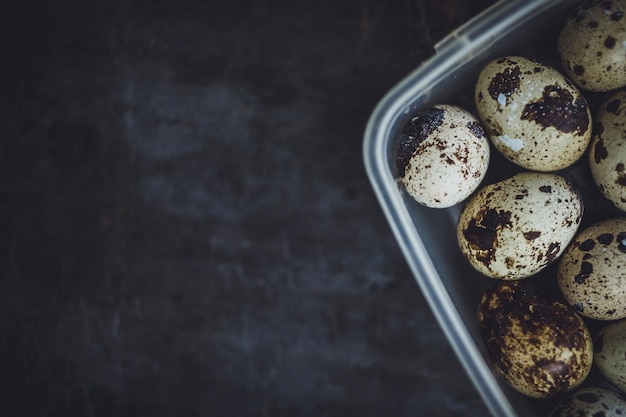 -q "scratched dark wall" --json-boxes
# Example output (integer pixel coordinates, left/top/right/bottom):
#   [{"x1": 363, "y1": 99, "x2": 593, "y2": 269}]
[{"x1": 0, "y1": 1, "x2": 496, "y2": 416}]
